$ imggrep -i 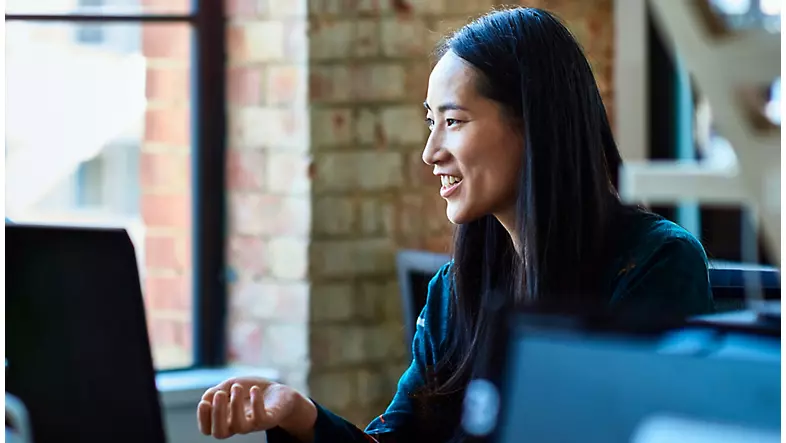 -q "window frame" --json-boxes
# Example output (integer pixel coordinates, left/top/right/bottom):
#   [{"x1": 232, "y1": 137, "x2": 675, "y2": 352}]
[{"x1": 5, "y1": 0, "x2": 229, "y2": 371}]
